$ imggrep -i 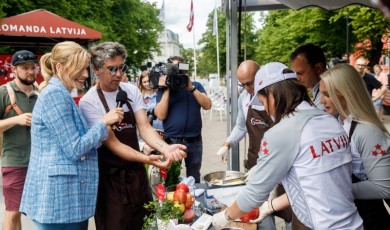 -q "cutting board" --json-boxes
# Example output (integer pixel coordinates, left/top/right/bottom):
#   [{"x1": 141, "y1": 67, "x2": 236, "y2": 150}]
[{"x1": 220, "y1": 206, "x2": 257, "y2": 230}]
